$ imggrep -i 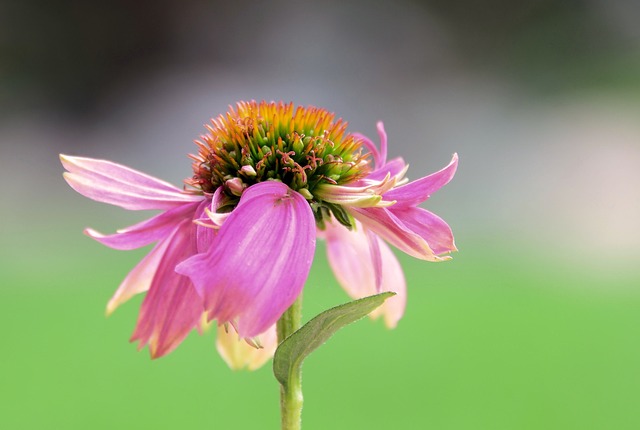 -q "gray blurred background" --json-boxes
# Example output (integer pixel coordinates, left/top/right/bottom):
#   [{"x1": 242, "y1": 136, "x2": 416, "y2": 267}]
[{"x1": 2, "y1": 0, "x2": 639, "y2": 275}]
